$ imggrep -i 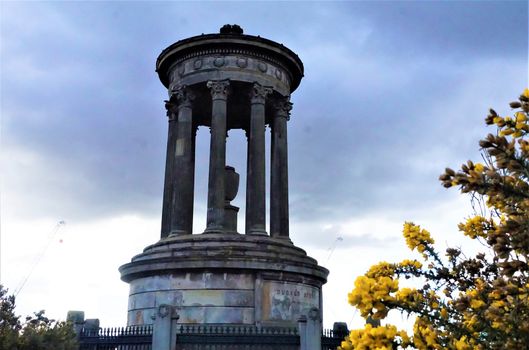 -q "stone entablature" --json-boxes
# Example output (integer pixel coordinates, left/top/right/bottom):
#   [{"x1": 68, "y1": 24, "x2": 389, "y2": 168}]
[
  {"x1": 168, "y1": 54, "x2": 292, "y2": 96},
  {"x1": 157, "y1": 33, "x2": 303, "y2": 93}
]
